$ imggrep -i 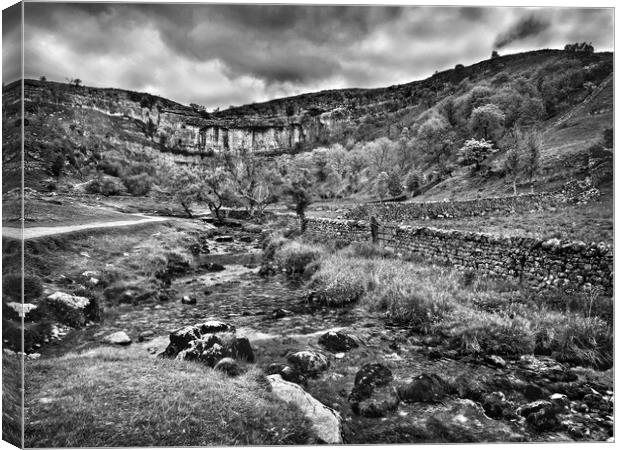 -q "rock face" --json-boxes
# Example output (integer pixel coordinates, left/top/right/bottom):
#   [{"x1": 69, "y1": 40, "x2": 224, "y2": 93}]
[
  {"x1": 318, "y1": 331, "x2": 359, "y2": 352},
  {"x1": 41, "y1": 292, "x2": 92, "y2": 327},
  {"x1": 103, "y1": 331, "x2": 132, "y2": 346},
  {"x1": 286, "y1": 350, "x2": 329, "y2": 377},
  {"x1": 160, "y1": 319, "x2": 253, "y2": 369},
  {"x1": 267, "y1": 374, "x2": 343, "y2": 444}
]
